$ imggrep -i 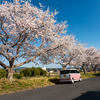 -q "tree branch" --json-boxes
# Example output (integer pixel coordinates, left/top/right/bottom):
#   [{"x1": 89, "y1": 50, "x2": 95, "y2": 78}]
[
  {"x1": 14, "y1": 44, "x2": 63, "y2": 68},
  {"x1": 14, "y1": 53, "x2": 41, "y2": 68},
  {"x1": 11, "y1": 30, "x2": 27, "y2": 48},
  {"x1": 0, "y1": 61, "x2": 8, "y2": 69},
  {"x1": 0, "y1": 20, "x2": 9, "y2": 43},
  {"x1": 0, "y1": 52, "x2": 9, "y2": 61}
]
